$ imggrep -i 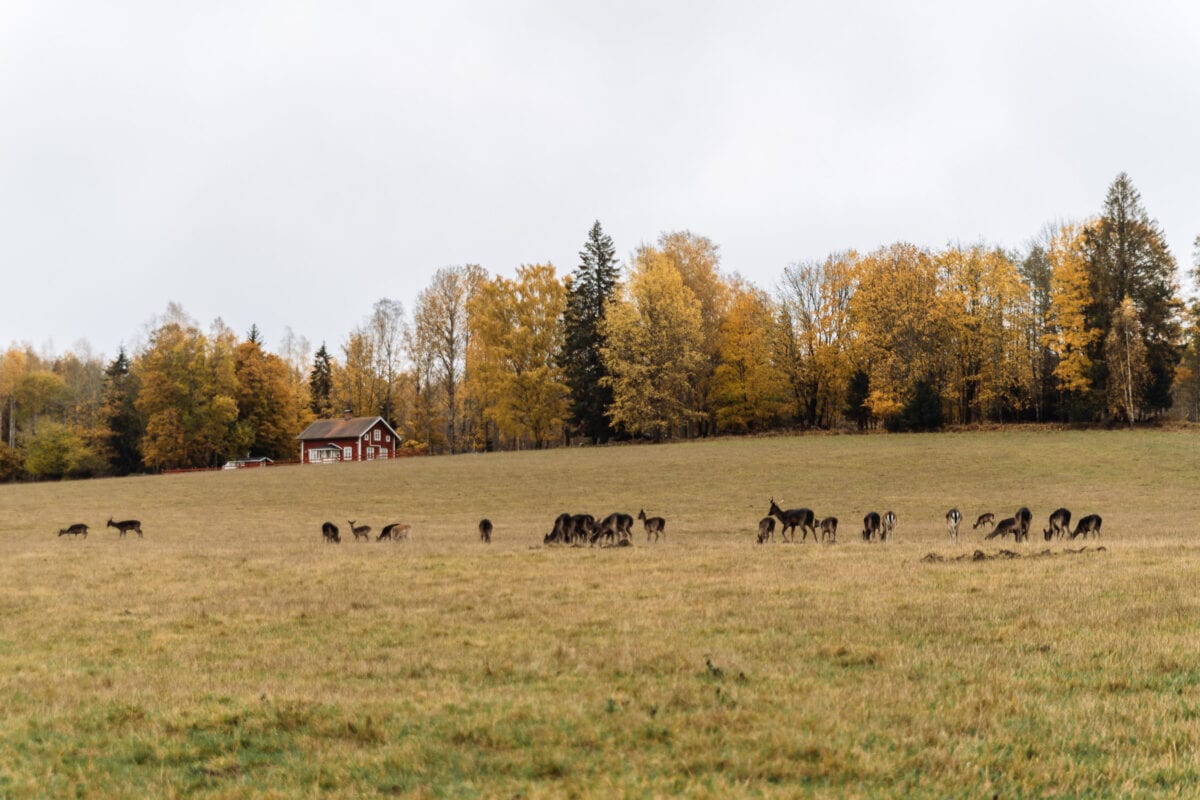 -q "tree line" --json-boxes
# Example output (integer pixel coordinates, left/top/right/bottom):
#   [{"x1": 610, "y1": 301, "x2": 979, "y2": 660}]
[{"x1": 3, "y1": 172, "x2": 1200, "y2": 481}]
